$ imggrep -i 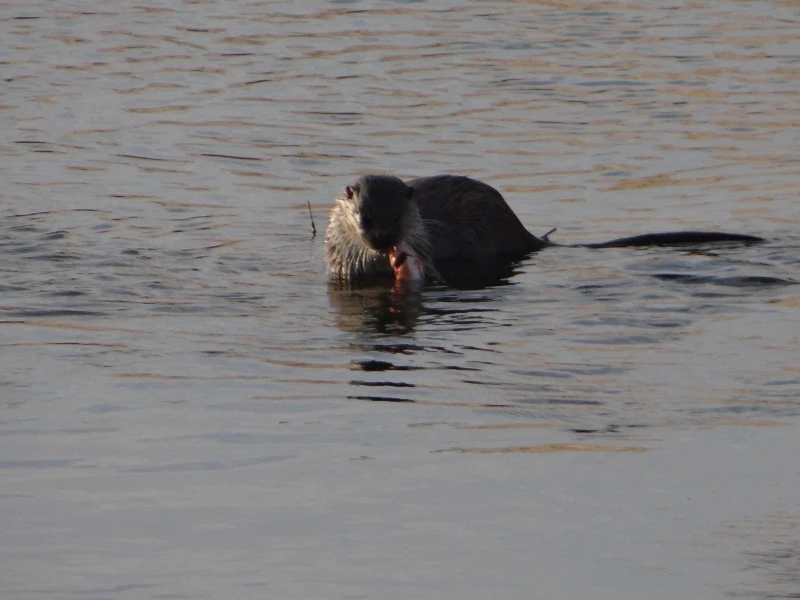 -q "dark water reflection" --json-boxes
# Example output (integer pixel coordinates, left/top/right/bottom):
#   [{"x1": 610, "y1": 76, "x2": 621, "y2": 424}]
[
  {"x1": 3, "y1": 1, "x2": 800, "y2": 599},
  {"x1": 328, "y1": 282, "x2": 425, "y2": 335}
]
